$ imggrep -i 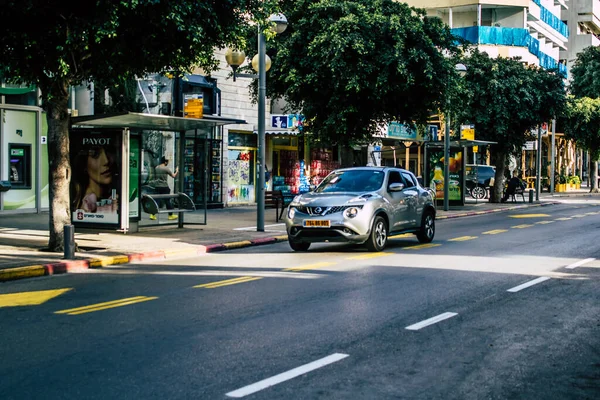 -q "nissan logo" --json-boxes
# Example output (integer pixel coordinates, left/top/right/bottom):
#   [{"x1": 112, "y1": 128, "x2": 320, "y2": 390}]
[{"x1": 314, "y1": 207, "x2": 323, "y2": 214}]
